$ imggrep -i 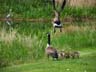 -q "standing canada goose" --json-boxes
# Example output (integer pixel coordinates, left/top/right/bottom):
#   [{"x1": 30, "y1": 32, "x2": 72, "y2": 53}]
[
  {"x1": 45, "y1": 33, "x2": 58, "y2": 60},
  {"x1": 52, "y1": 0, "x2": 66, "y2": 33},
  {"x1": 6, "y1": 9, "x2": 13, "y2": 26}
]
